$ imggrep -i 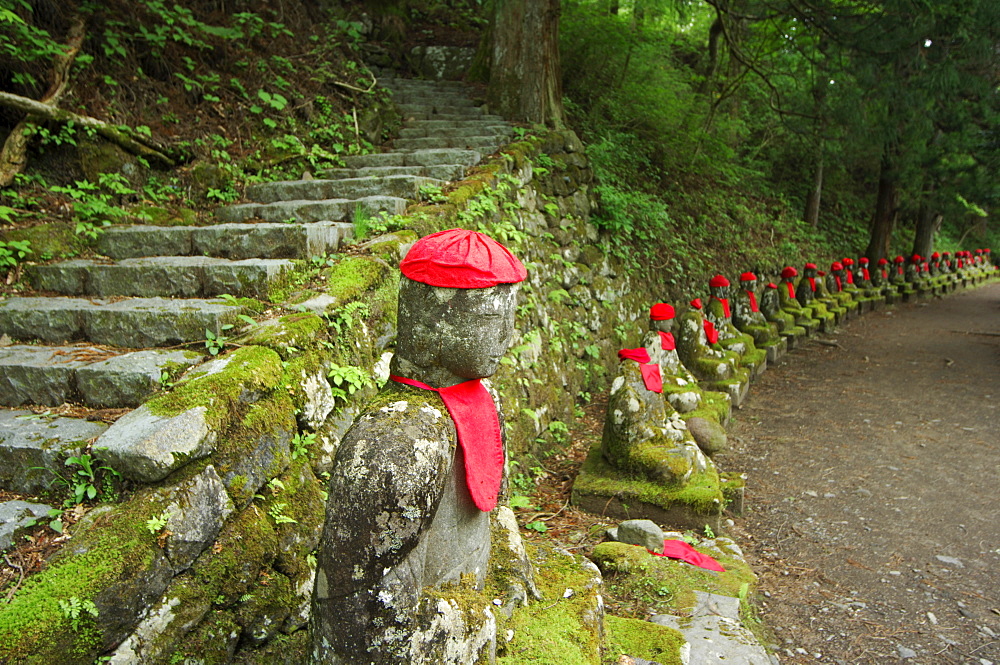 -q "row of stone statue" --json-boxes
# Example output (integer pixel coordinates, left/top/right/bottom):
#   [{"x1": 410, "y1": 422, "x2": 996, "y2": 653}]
[{"x1": 600, "y1": 250, "x2": 995, "y2": 493}]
